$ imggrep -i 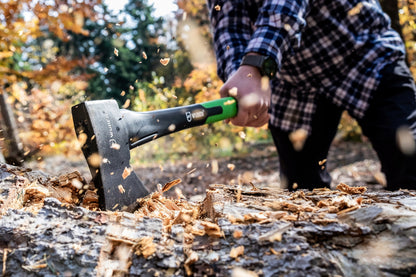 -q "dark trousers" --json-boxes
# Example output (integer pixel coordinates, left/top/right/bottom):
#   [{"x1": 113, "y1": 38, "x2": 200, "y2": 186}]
[{"x1": 270, "y1": 59, "x2": 416, "y2": 190}]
